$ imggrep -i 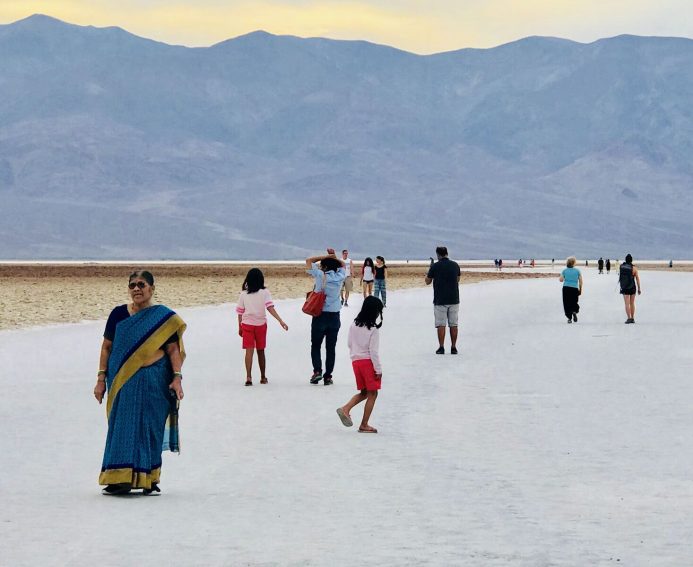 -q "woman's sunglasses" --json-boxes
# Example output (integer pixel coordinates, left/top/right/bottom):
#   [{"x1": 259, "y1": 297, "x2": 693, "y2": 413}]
[{"x1": 128, "y1": 281, "x2": 148, "y2": 290}]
